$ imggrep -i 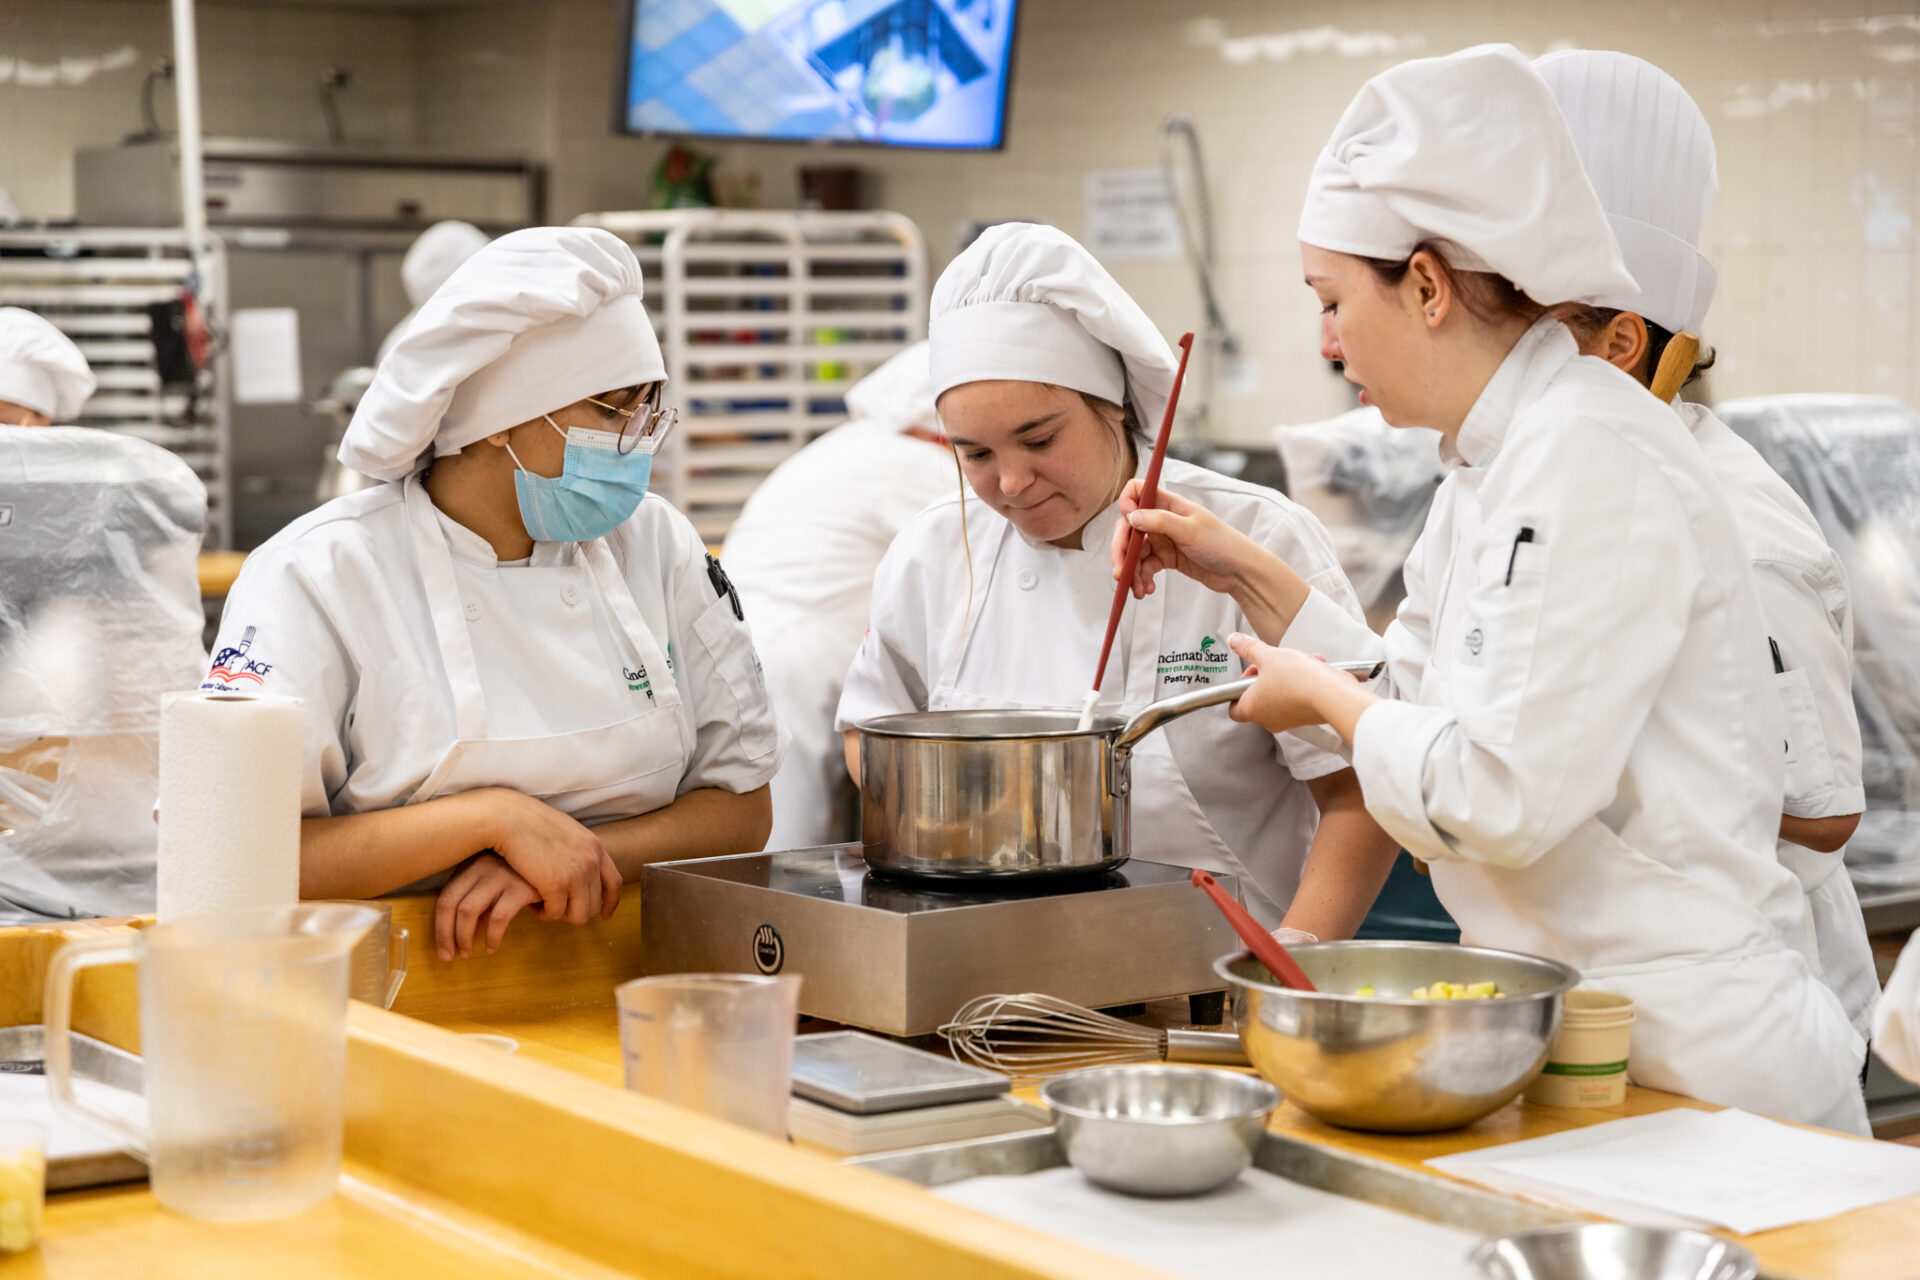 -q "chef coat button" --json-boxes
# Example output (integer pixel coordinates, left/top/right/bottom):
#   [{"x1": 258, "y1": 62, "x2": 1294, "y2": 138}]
[
  {"x1": 1017, "y1": 570, "x2": 1038, "y2": 590},
  {"x1": 462, "y1": 599, "x2": 482, "y2": 621},
  {"x1": 561, "y1": 584, "x2": 581, "y2": 606}
]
